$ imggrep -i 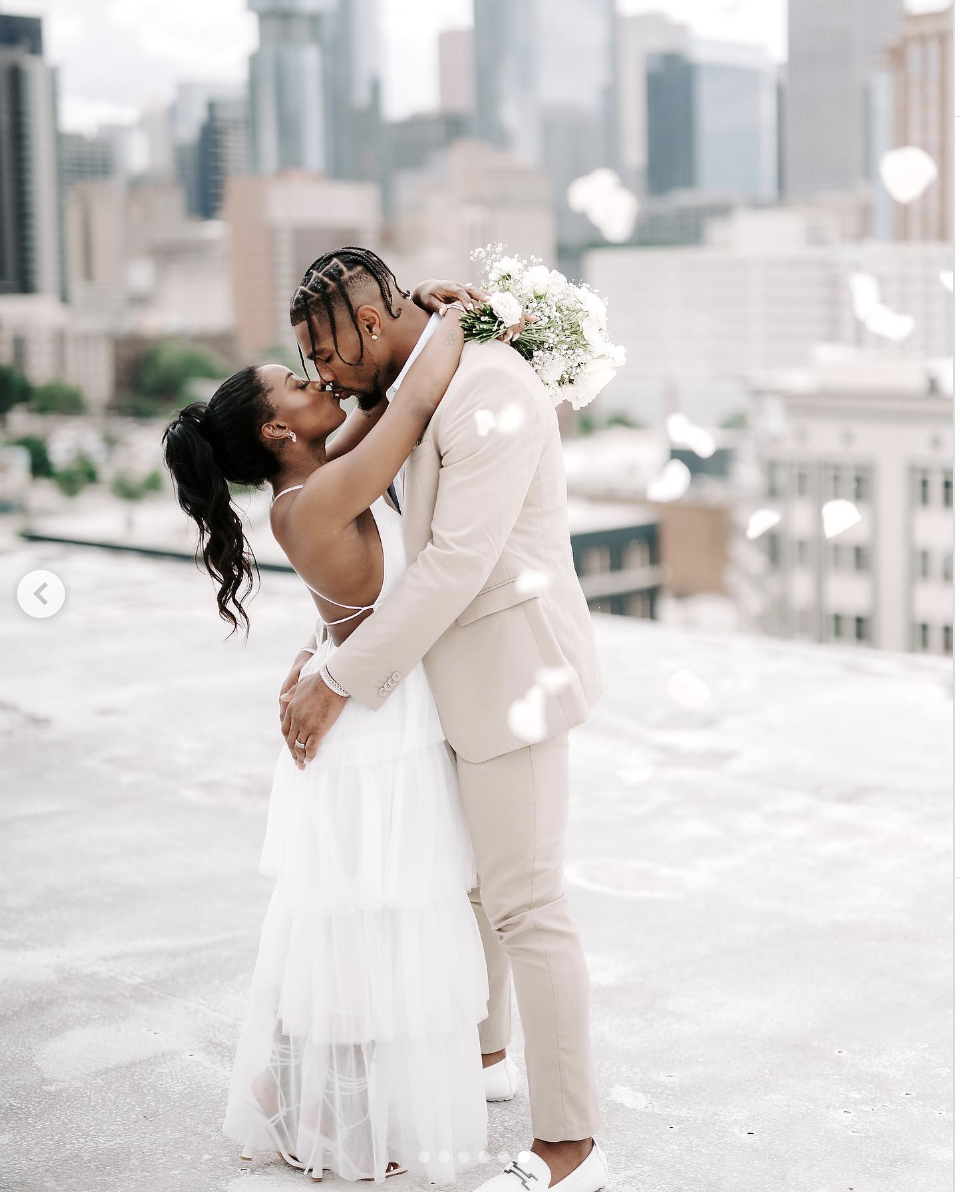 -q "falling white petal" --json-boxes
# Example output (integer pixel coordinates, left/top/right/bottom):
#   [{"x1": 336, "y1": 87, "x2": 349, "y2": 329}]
[
  {"x1": 822, "y1": 499, "x2": 862, "y2": 539},
  {"x1": 567, "y1": 168, "x2": 639, "y2": 244},
  {"x1": 535, "y1": 665, "x2": 575, "y2": 694},
  {"x1": 880, "y1": 146, "x2": 939, "y2": 204},
  {"x1": 496, "y1": 403, "x2": 526, "y2": 435},
  {"x1": 507, "y1": 685, "x2": 547, "y2": 743},
  {"x1": 667, "y1": 668, "x2": 711, "y2": 709},
  {"x1": 516, "y1": 569, "x2": 552, "y2": 596},
  {"x1": 474, "y1": 409, "x2": 496, "y2": 437},
  {"x1": 940, "y1": 271, "x2": 954, "y2": 293},
  {"x1": 666, "y1": 412, "x2": 716, "y2": 459},
  {"x1": 646, "y1": 459, "x2": 691, "y2": 503},
  {"x1": 849, "y1": 272, "x2": 882, "y2": 321},
  {"x1": 746, "y1": 509, "x2": 782, "y2": 540},
  {"x1": 864, "y1": 304, "x2": 915, "y2": 342},
  {"x1": 611, "y1": 1085, "x2": 650, "y2": 1110}
]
